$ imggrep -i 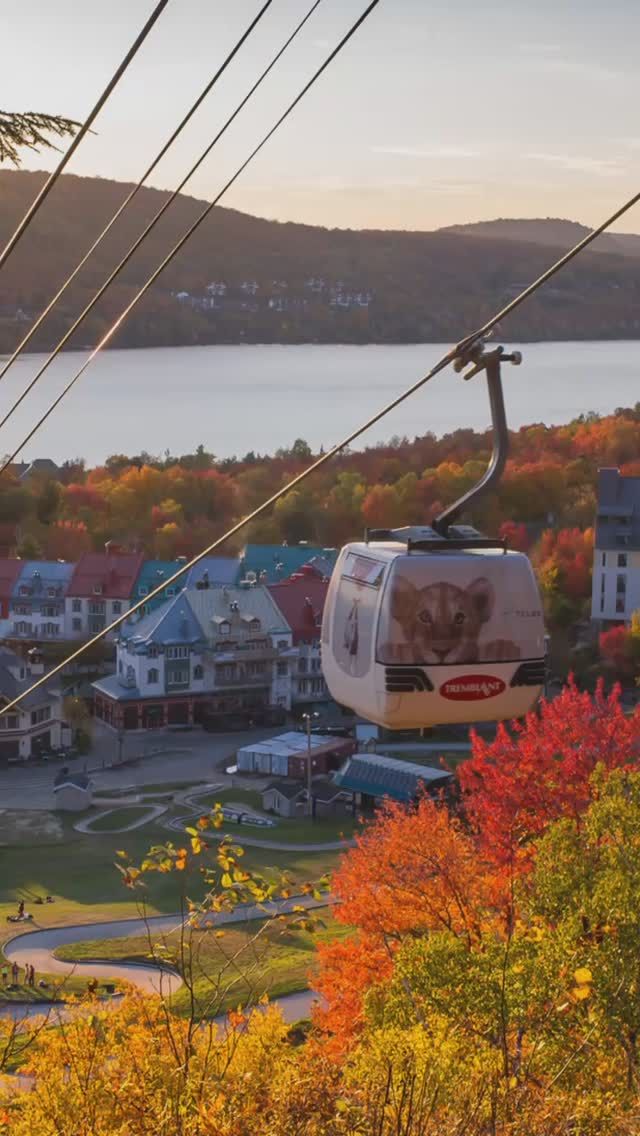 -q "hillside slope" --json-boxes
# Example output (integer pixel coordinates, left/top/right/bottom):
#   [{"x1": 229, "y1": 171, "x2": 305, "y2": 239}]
[{"x1": 1, "y1": 171, "x2": 639, "y2": 349}]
